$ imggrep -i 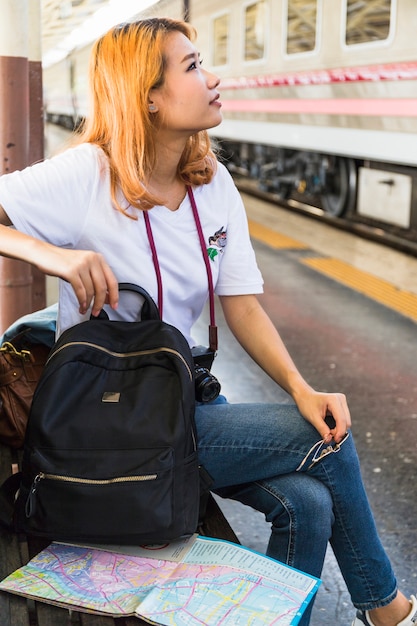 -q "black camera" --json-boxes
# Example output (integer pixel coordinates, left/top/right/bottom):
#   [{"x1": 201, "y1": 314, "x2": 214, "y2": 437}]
[{"x1": 191, "y1": 345, "x2": 221, "y2": 403}]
